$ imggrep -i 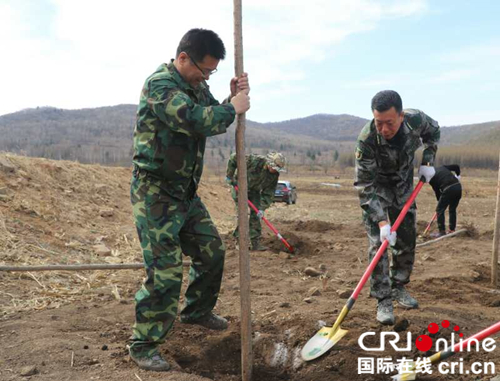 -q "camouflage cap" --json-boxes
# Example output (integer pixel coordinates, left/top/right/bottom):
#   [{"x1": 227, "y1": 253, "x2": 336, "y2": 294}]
[{"x1": 266, "y1": 152, "x2": 287, "y2": 173}]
